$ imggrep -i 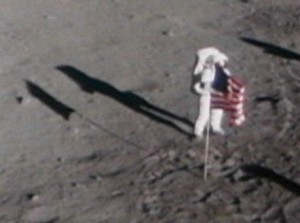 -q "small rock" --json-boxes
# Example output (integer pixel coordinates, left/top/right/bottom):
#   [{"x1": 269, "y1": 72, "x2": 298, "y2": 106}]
[
  {"x1": 71, "y1": 182, "x2": 78, "y2": 187},
  {"x1": 16, "y1": 95, "x2": 31, "y2": 105},
  {"x1": 251, "y1": 215, "x2": 261, "y2": 223},
  {"x1": 57, "y1": 157, "x2": 65, "y2": 162},
  {"x1": 43, "y1": 14, "x2": 56, "y2": 20},
  {"x1": 224, "y1": 157, "x2": 238, "y2": 167},
  {"x1": 26, "y1": 193, "x2": 39, "y2": 202},
  {"x1": 167, "y1": 150, "x2": 177, "y2": 160},
  {"x1": 89, "y1": 174, "x2": 102, "y2": 181},
  {"x1": 231, "y1": 196, "x2": 241, "y2": 206},
  {"x1": 187, "y1": 149, "x2": 197, "y2": 159},
  {"x1": 193, "y1": 189, "x2": 215, "y2": 203},
  {"x1": 284, "y1": 198, "x2": 300, "y2": 222},
  {"x1": 73, "y1": 127, "x2": 80, "y2": 135},
  {"x1": 16, "y1": 96, "x2": 23, "y2": 104},
  {"x1": 233, "y1": 169, "x2": 251, "y2": 181},
  {"x1": 144, "y1": 195, "x2": 159, "y2": 204},
  {"x1": 262, "y1": 206, "x2": 283, "y2": 223},
  {"x1": 70, "y1": 182, "x2": 85, "y2": 188},
  {"x1": 111, "y1": 190, "x2": 123, "y2": 198},
  {"x1": 240, "y1": 182, "x2": 258, "y2": 195},
  {"x1": 161, "y1": 29, "x2": 174, "y2": 37}
]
